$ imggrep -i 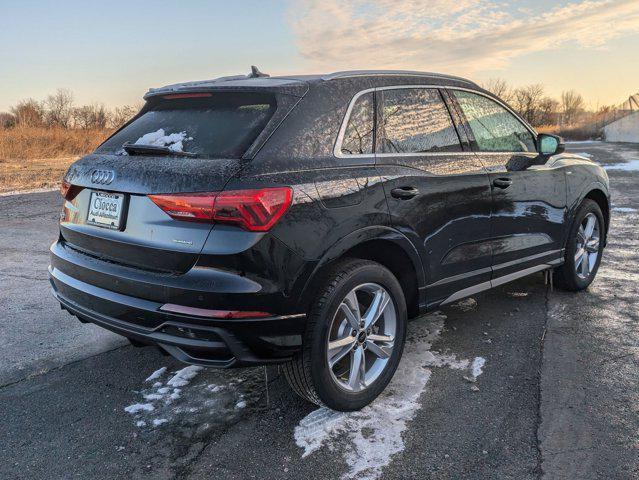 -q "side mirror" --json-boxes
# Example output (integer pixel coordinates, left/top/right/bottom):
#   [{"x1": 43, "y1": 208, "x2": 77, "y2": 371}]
[{"x1": 538, "y1": 134, "x2": 565, "y2": 156}]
